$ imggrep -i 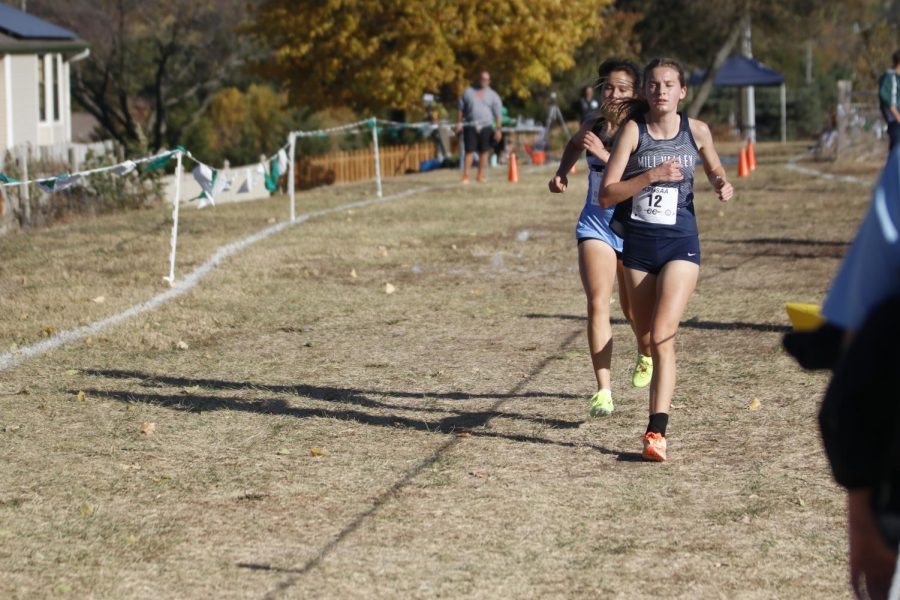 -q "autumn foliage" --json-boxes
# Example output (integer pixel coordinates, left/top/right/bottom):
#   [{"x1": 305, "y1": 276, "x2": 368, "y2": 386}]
[{"x1": 247, "y1": 0, "x2": 613, "y2": 111}]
